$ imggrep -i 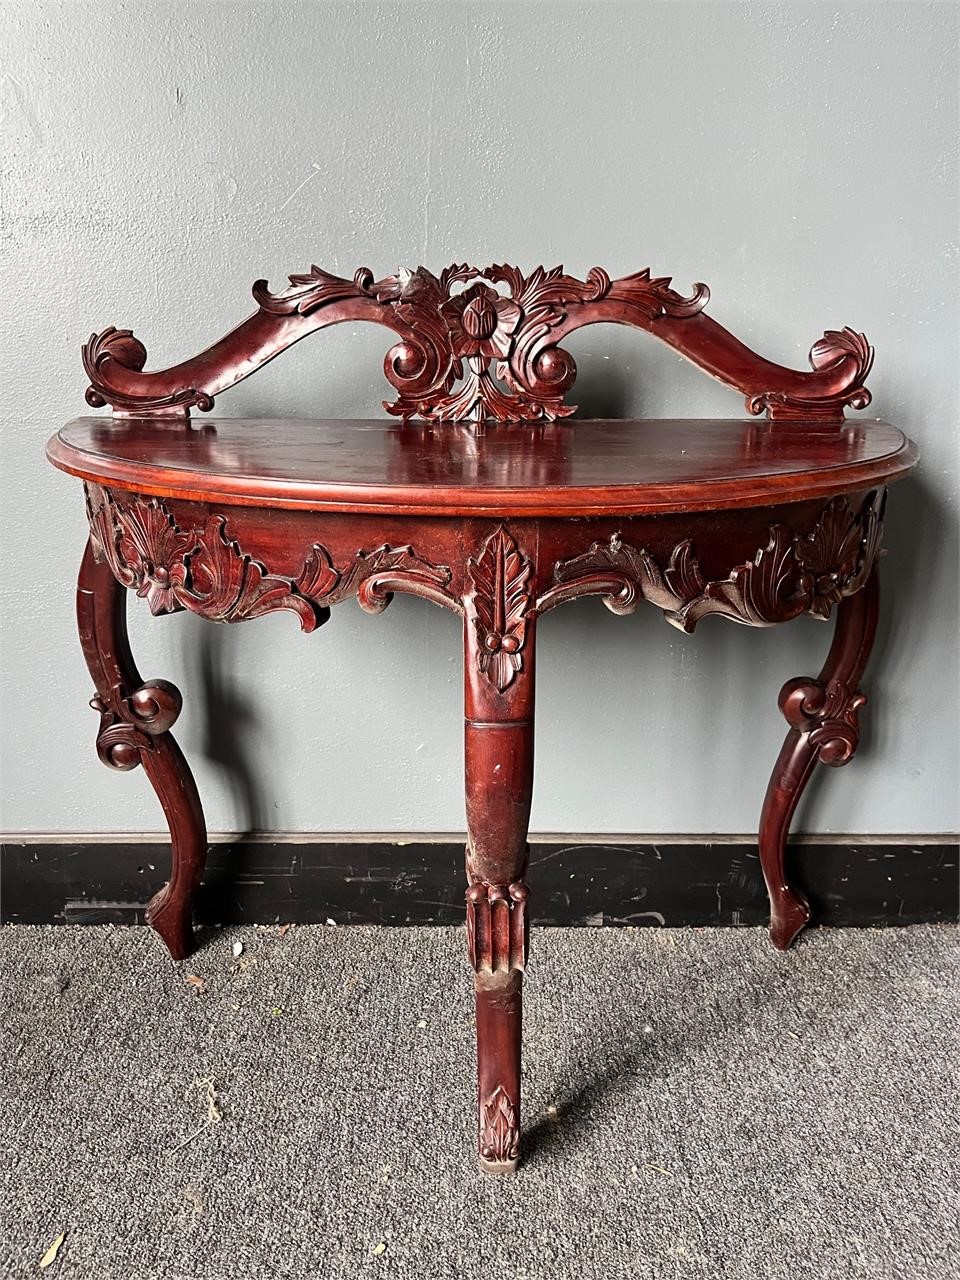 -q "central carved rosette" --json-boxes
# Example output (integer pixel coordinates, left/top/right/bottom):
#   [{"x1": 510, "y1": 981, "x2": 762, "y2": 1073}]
[
  {"x1": 376, "y1": 263, "x2": 709, "y2": 423},
  {"x1": 441, "y1": 282, "x2": 521, "y2": 362}
]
